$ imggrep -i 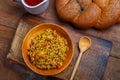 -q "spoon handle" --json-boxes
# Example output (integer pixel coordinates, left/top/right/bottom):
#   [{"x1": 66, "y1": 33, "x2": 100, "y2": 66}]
[{"x1": 70, "y1": 51, "x2": 83, "y2": 80}]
